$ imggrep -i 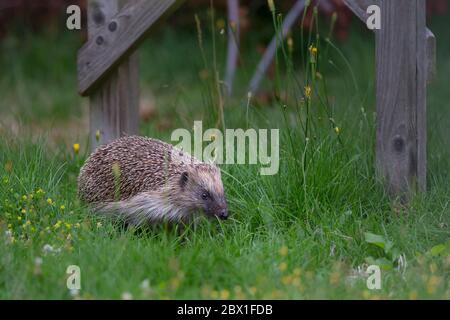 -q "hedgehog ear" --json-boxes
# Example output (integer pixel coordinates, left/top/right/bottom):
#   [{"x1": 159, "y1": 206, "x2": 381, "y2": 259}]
[{"x1": 179, "y1": 171, "x2": 189, "y2": 189}]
